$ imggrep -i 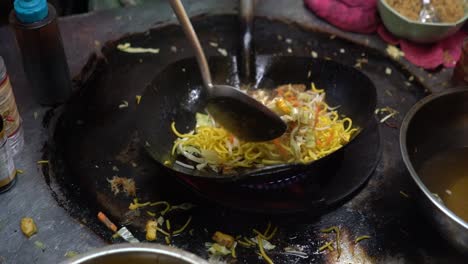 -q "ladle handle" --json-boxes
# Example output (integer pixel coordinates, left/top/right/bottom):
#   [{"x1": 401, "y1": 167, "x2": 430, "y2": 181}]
[
  {"x1": 169, "y1": 0, "x2": 213, "y2": 88},
  {"x1": 239, "y1": 0, "x2": 255, "y2": 84}
]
